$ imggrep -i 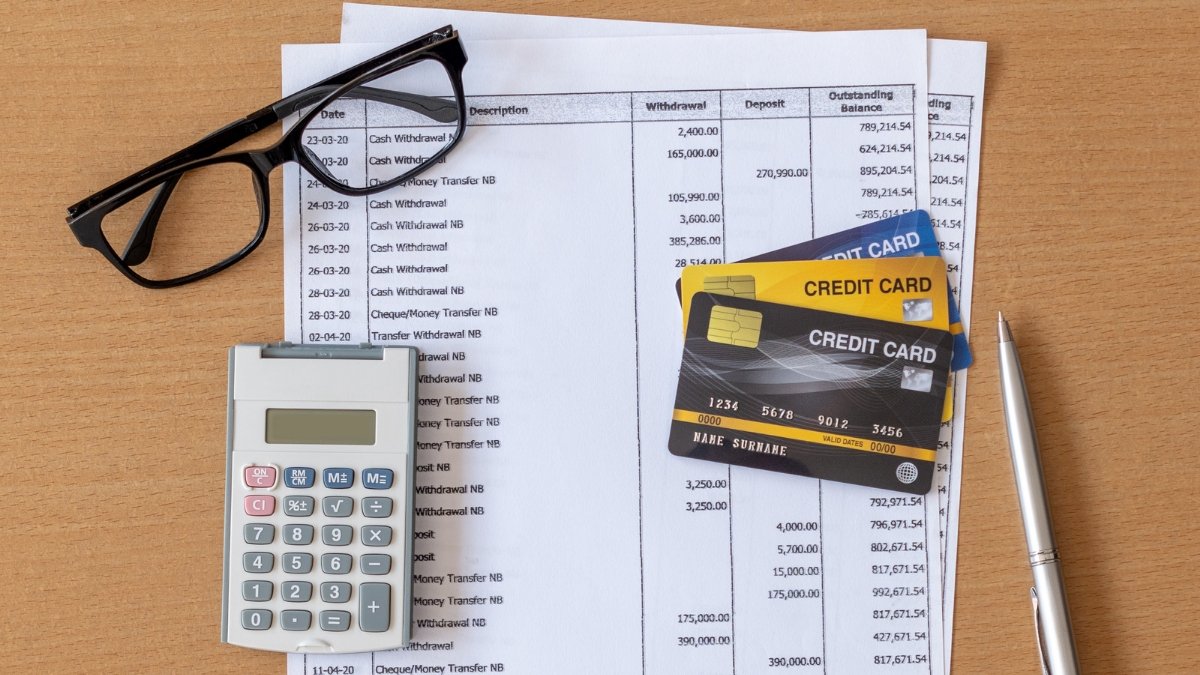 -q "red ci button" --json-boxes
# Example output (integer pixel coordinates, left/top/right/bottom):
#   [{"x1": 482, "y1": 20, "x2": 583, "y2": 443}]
[{"x1": 244, "y1": 495, "x2": 275, "y2": 516}]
